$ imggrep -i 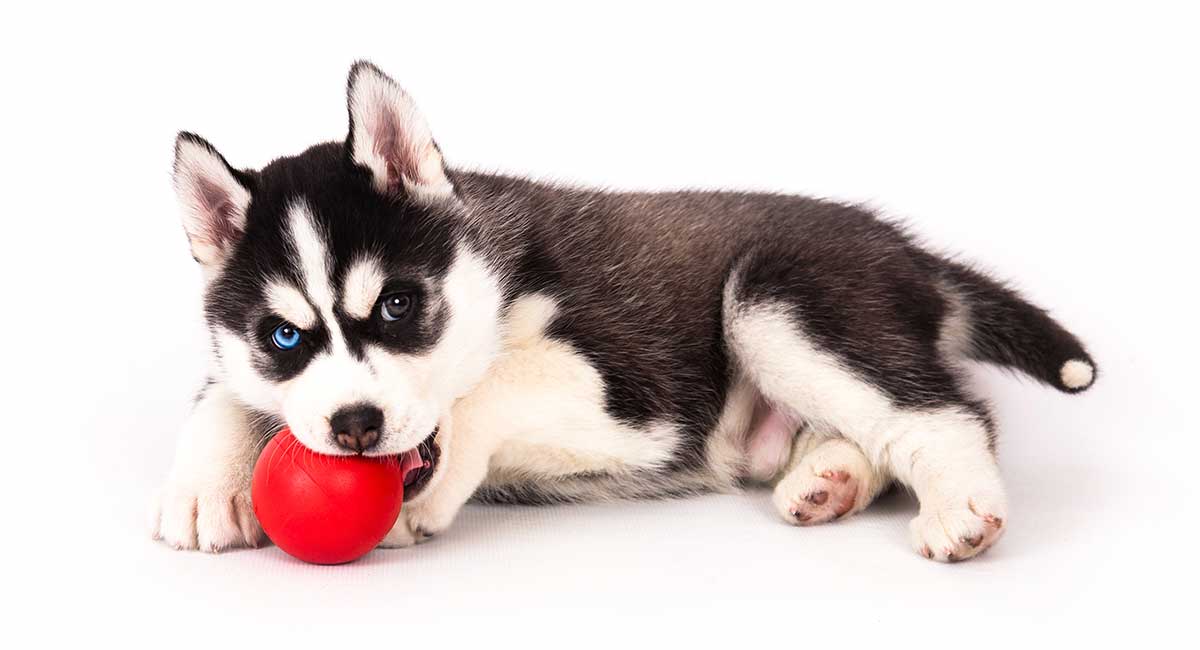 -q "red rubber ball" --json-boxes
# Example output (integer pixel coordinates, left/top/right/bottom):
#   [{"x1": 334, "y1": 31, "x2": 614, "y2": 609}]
[{"x1": 252, "y1": 428, "x2": 404, "y2": 565}]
